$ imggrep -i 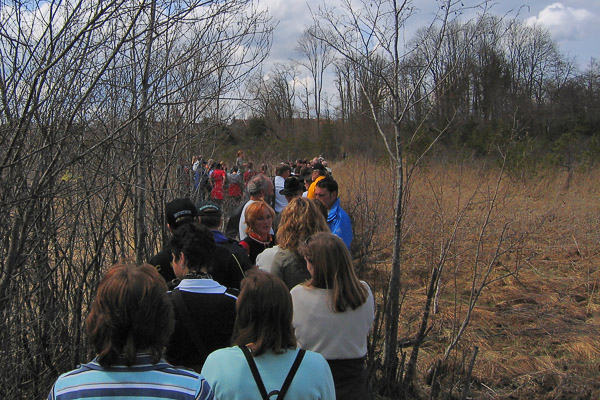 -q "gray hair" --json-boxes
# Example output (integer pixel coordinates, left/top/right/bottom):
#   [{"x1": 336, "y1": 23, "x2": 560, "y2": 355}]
[{"x1": 247, "y1": 175, "x2": 270, "y2": 196}]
